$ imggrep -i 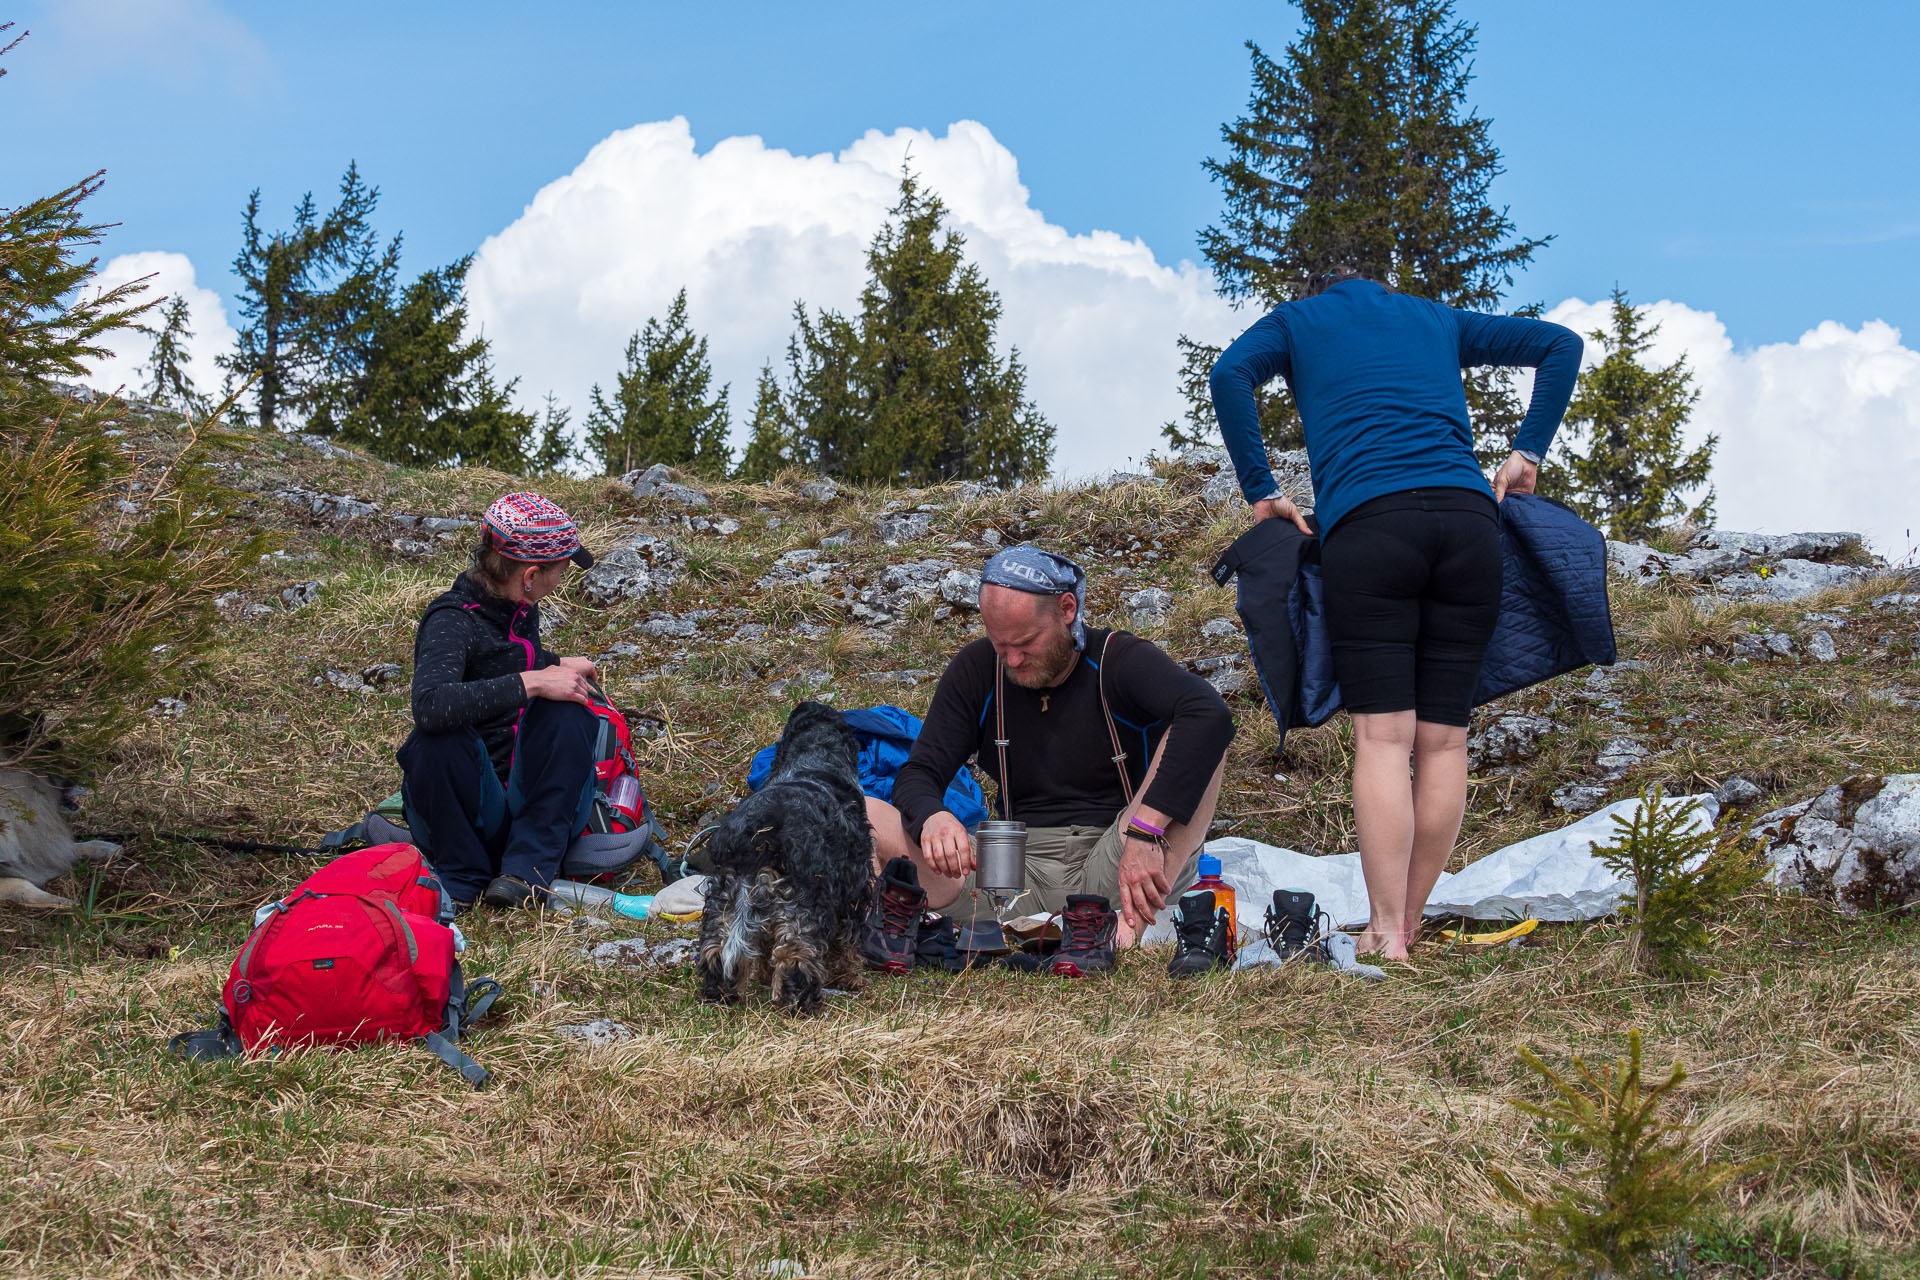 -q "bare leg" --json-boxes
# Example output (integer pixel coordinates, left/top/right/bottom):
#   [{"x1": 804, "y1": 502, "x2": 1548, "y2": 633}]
[
  {"x1": 1351, "y1": 710, "x2": 1418, "y2": 959},
  {"x1": 1403, "y1": 719, "x2": 1470, "y2": 944},
  {"x1": 865, "y1": 796, "x2": 965, "y2": 910},
  {"x1": 1111, "y1": 745, "x2": 1228, "y2": 947}
]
